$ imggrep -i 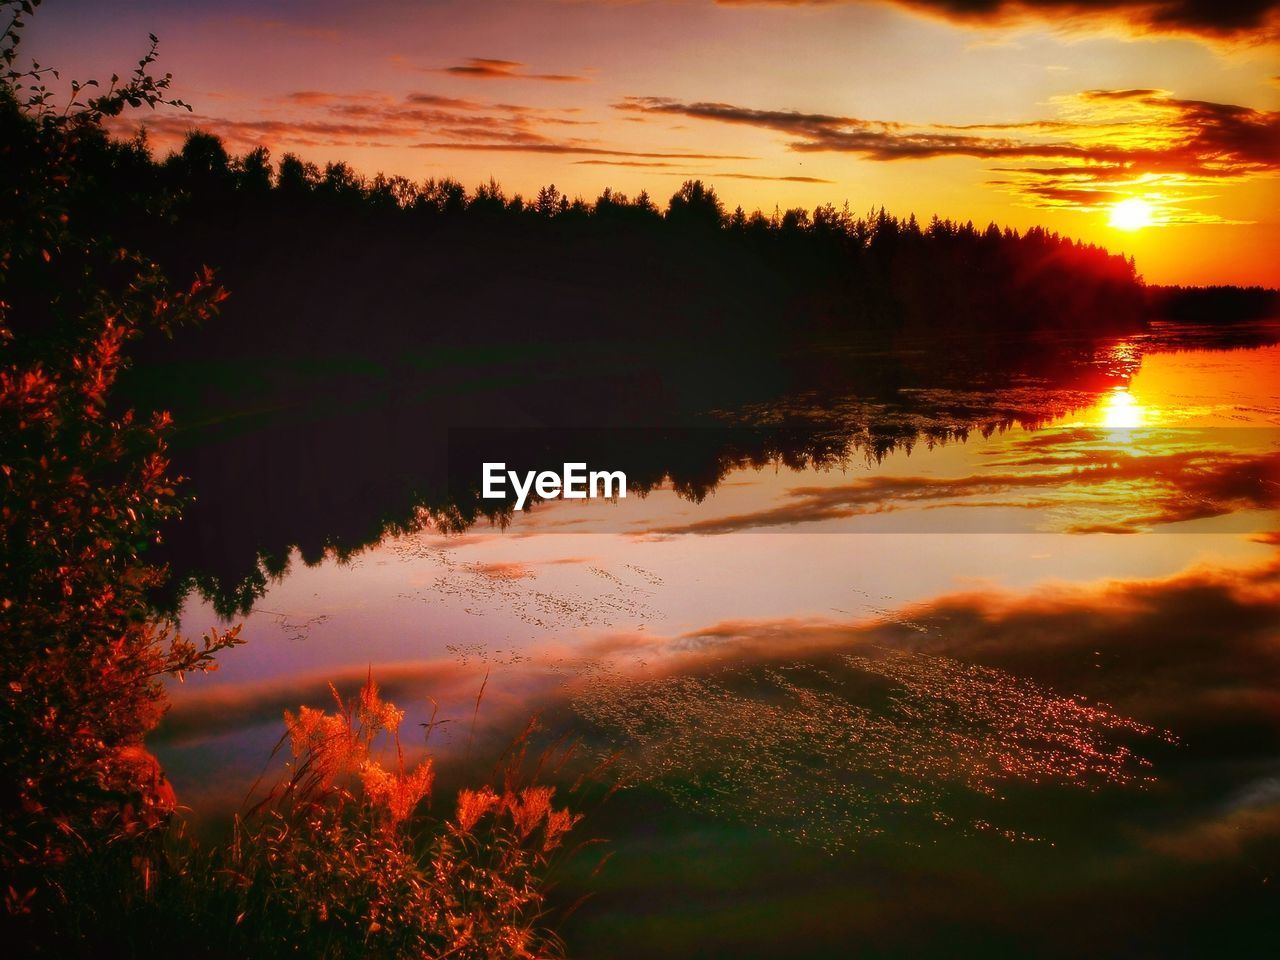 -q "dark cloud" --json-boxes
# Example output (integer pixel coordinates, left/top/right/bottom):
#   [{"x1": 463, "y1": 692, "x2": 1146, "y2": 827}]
[
  {"x1": 619, "y1": 97, "x2": 1035, "y2": 160},
  {"x1": 617, "y1": 89, "x2": 1280, "y2": 220},
  {"x1": 714, "y1": 0, "x2": 1280, "y2": 41},
  {"x1": 1143, "y1": 802, "x2": 1280, "y2": 861},
  {"x1": 617, "y1": 91, "x2": 1279, "y2": 170},
  {"x1": 868, "y1": 553, "x2": 1280, "y2": 743},
  {"x1": 438, "y1": 57, "x2": 589, "y2": 83},
  {"x1": 1081, "y1": 87, "x2": 1169, "y2": 100}
]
